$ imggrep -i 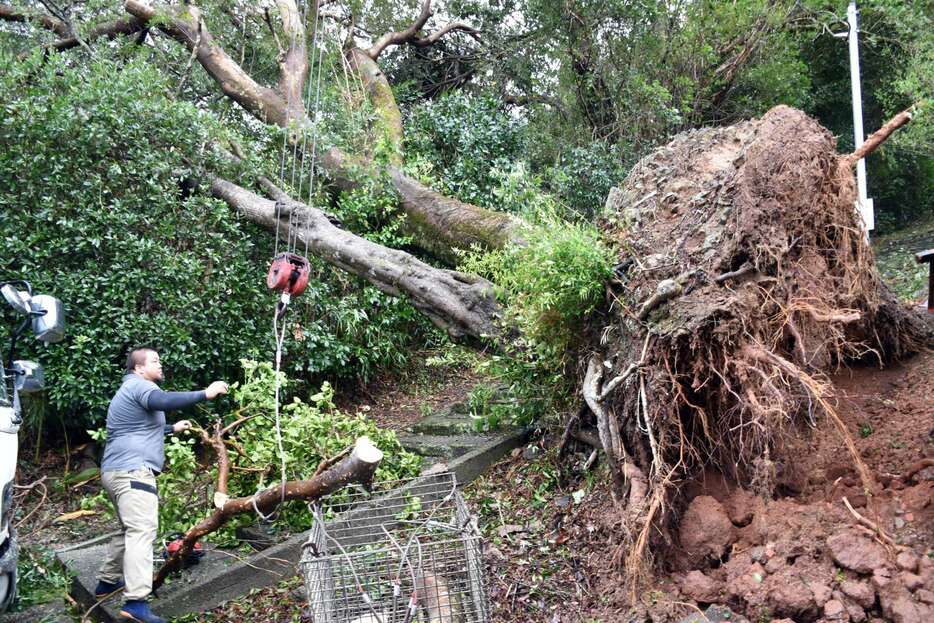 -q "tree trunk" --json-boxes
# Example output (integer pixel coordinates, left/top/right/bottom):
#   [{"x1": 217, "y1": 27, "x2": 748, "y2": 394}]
[
  {"x1": 211, "y1": 177, "x2": 502, "y2": 339},
  {"x1": 124, "y1": 0, "x2": 520, "y2": 256},
  {"x1": 345, "y1": 46, "x2": 404, "y2": 163}
]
